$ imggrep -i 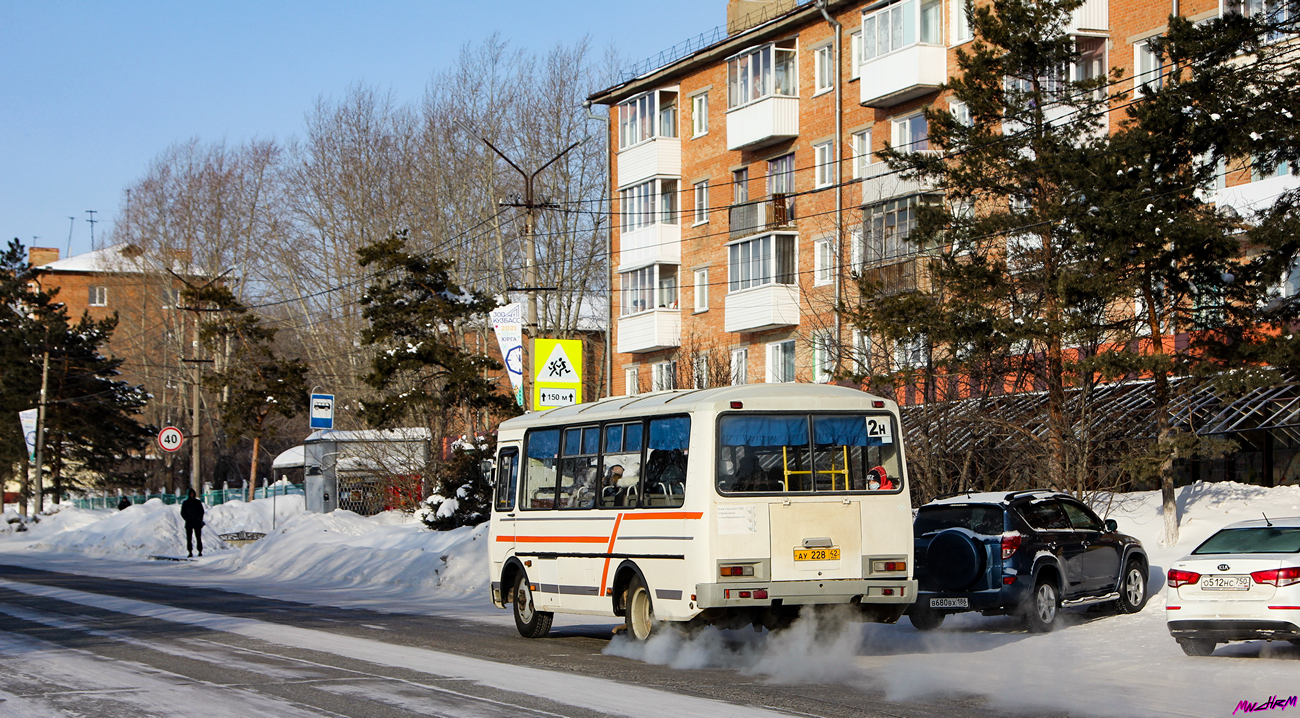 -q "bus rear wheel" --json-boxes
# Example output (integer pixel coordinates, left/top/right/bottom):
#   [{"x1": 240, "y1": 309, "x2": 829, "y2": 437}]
[
  {"x1": 513, "y1": 572, "x2": 553, "y2": 639},
  {"x1": 625, "y1": 574, "x2": 659, "y2": 641}
]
